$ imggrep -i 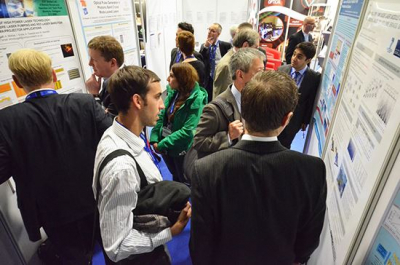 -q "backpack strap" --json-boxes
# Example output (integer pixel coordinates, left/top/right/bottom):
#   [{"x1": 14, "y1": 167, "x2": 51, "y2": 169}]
[
  {"x1": 90, "y1": 149, "x2": 147, "y2": 264},
  {"x1": 211, "y1": 98, "x2": 235, "y2": 123}
]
